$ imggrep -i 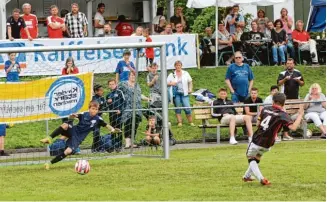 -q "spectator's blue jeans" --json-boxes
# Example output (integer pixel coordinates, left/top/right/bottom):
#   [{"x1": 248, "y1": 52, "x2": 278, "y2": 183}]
[
  {"x1": 231, "y1": 93, "x2": 247, "y2": 103},
  {"x1": 173, "y1": 94, "x2": 192, "y2": 115},
  {"x1": 272, "y1": 45, "x2": 287, "y2": 63},
  {"x1": 287, "y1": 41, "x2": 295, "y2": 59}
]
